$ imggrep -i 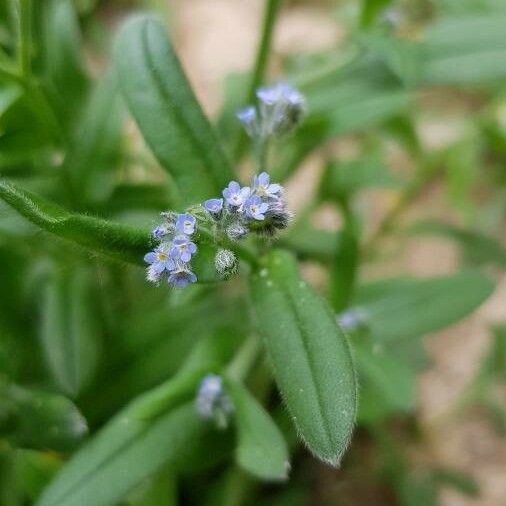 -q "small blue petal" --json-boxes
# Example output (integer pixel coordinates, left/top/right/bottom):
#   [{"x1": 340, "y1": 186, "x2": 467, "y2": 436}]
[{"x1": 144, "y1": 252, "x2": 156, "y2": 264}]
